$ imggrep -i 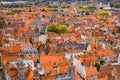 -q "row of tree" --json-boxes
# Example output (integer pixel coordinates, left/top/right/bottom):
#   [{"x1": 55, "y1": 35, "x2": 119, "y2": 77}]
[
  {"x1": 3, "y1": 2, "x2": 31, "y2": 8},
  {"x1": 48, "y1": 4, "x2": 70, "y2": 9},
  {"x1": 110, "y1": 3, "x2": 120, "y2": 8},
  {"x1": 98, "y1": 10, "x2": 109, "y2": 16},
  {"x1": 79, "y1": 4, "x2": 95, "y2": 9},
  {"x1": 47, "y1": 24, "x2": 68, "y2": 34},
  {"x1": 7, "y1": 10, "x2": 21, "y2": 15}
]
